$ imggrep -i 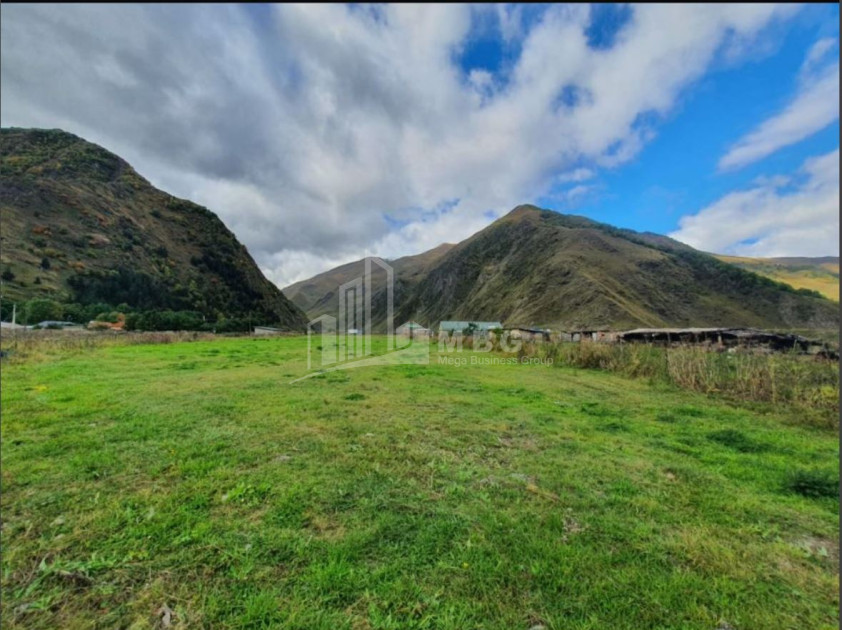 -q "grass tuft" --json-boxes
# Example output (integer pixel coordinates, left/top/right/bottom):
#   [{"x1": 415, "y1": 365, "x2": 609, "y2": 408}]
[
  {"x1": 707, "y1": 429, "x2": 768, "y2": 453},
  {"x1": 785, "y1": 469, "x2": 839, "y2": 499}
]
